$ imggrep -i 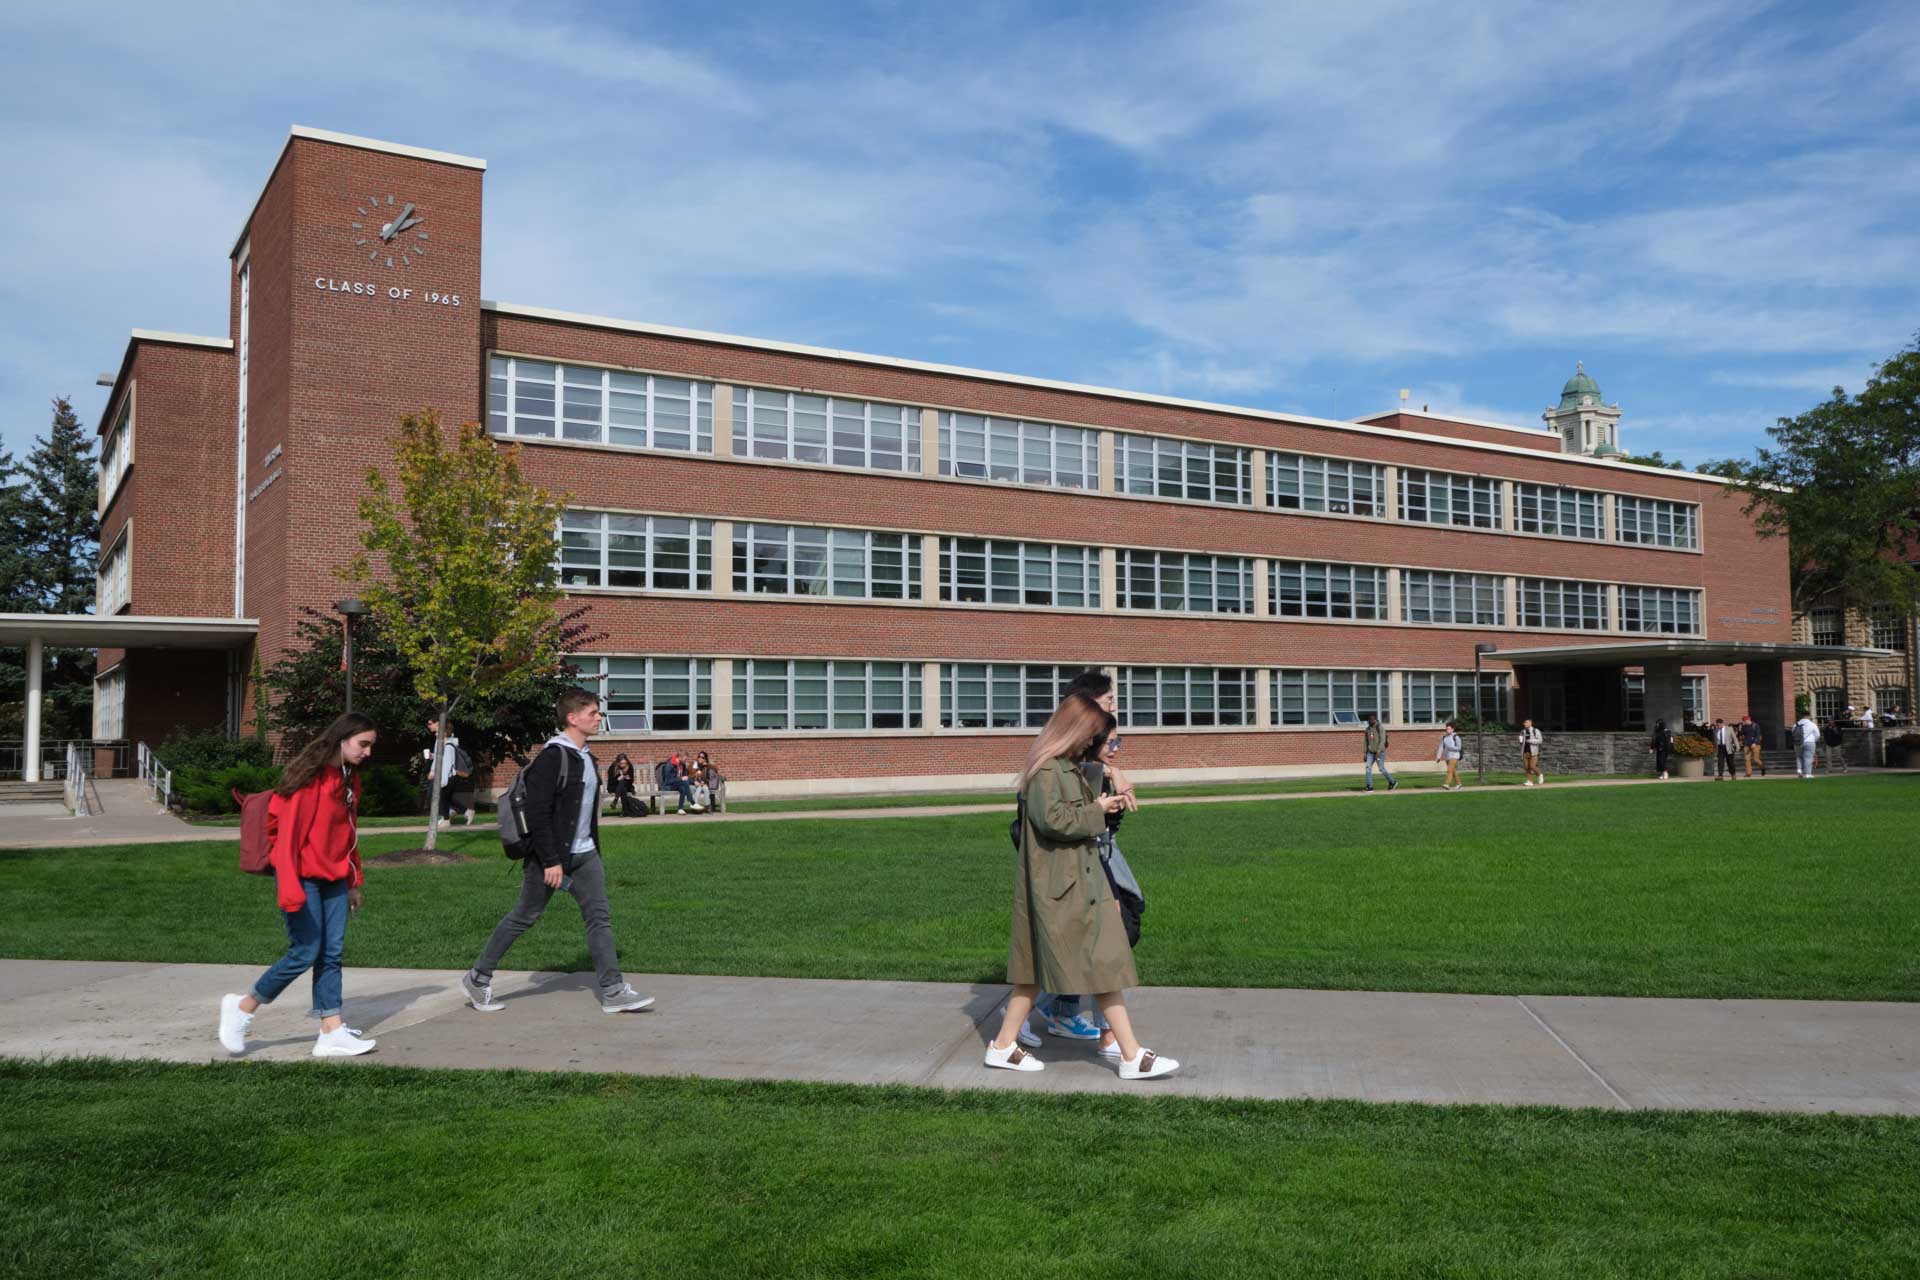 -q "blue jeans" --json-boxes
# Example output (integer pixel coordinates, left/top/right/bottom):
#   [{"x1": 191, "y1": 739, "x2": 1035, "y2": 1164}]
[
  {"x1": 253, "y1": 876, "x2": 351, "y2": 1018},
  {"x1": 1365, "y1": 751, "x2": 1395, "y2": 788}
]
